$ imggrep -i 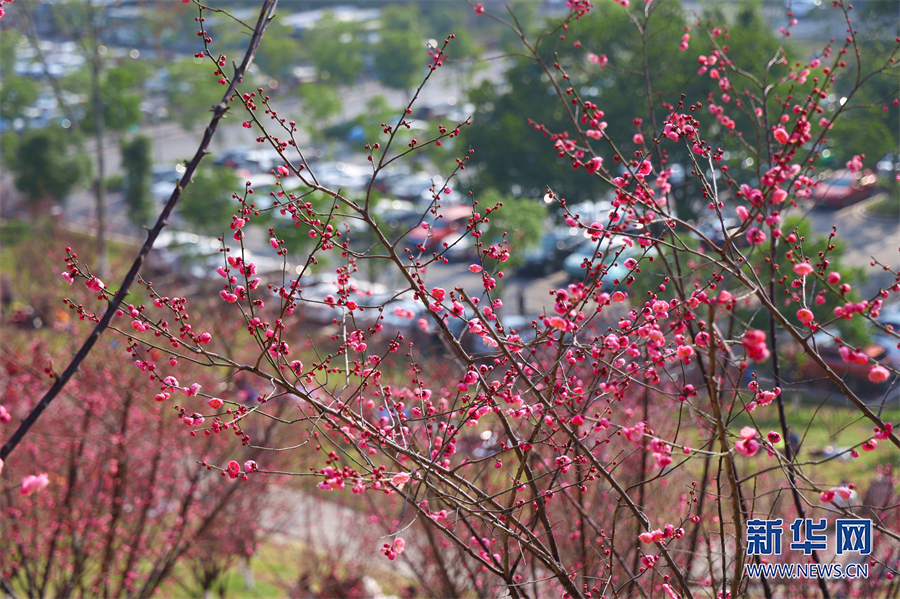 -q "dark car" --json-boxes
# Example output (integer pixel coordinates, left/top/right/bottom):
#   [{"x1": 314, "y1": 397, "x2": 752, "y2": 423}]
[
  {"x1": 694, "y1": 216, "x2": 743, "y2": 250},
  {"x1": 519, "y1": 228, "x2": 586, "y2": 277},
  {"x1": 563, "y1": 235, "x2": 640, "y2": 290}
]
